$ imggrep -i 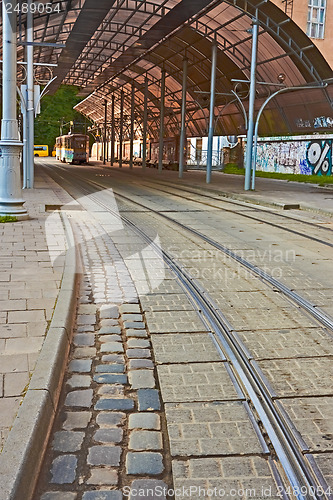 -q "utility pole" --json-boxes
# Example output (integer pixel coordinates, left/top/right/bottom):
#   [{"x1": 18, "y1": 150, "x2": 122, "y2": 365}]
[{"x1": 0, "y1": 1, "x2": 28, "y2": 219}]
